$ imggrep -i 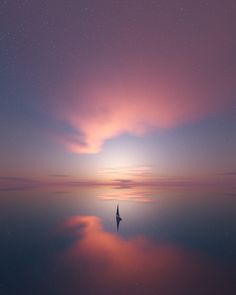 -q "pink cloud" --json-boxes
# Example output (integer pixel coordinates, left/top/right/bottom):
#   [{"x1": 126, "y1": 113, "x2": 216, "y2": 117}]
[
  {"x1": 50, "y1": 60, "x2": 234, "y2": 153},
  {"x1": 48, "y1": 6, "x2": 235, "y2": 154}
]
